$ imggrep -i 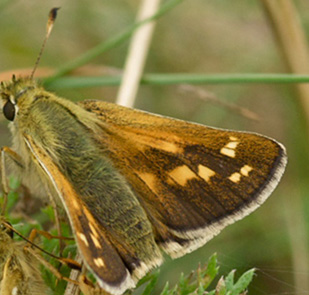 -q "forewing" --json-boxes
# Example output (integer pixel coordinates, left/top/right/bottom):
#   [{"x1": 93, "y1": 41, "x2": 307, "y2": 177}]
[
  {"x1": 80, "y1": 100, "x2": 287, "y2": 257},
  {"x1": 23, "y1": 134, "x2": 135, "y2": 295}
]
